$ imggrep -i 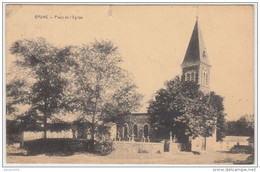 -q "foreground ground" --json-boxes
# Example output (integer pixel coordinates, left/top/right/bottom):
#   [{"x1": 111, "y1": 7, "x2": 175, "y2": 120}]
[{"x1": 6, "y1": 144, "x2": 252, "y2": 165}]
